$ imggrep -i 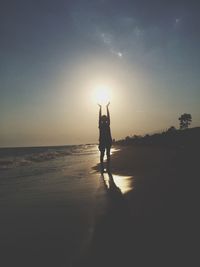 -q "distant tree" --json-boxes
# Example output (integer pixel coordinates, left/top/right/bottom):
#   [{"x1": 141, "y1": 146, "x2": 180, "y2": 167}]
[
  {"x1": 133, "y1": 134, "x2": 141, "y2": 139},
  {"x1": 178, "y1": 113, "x2": 192, "y2": 129},
  {"x1": 167, "y1": 126, "x2": 176, "y2": 132},
  {"x1": 125, "y1": 136, "x2": 131, "y2": 142}
]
